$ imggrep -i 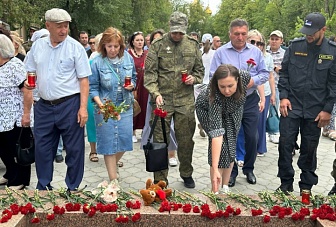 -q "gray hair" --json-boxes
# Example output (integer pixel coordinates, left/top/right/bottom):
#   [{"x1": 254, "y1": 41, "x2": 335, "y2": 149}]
[
  {"x1": 229, "y1": 19, "x2": 249, "y2": 31},
  {"x1": 0, "y1": 34, "x2": 15, "y2": 58}
]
